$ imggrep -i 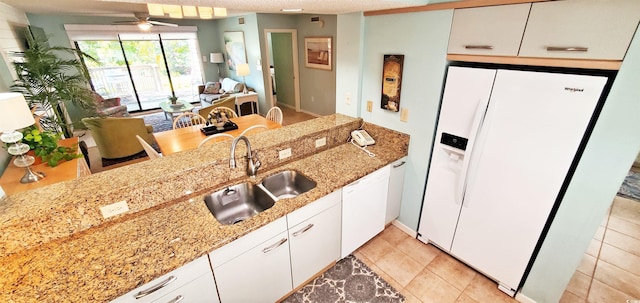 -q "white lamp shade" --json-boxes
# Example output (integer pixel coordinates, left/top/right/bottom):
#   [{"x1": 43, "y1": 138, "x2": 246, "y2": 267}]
[
  {"x1": 0, "y1": 93, "x2": 35, "y2": 132},
  {"x1": 210, "y1": 52, "x2": 224, "y2": 63},
  {"x1": 237, "y1": 63, "x2": 250, "y2": 76}
]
